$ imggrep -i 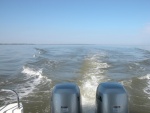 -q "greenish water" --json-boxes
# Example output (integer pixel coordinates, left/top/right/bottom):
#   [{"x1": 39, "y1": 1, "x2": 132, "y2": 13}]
[{"x1": 0, "y1": 45, "x2": 150, "y2": 113}]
